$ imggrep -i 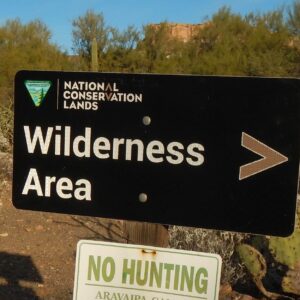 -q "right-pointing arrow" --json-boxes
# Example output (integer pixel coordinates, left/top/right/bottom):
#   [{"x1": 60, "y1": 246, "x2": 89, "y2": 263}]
[{"x1": 239, "y1": 132, "x2": 288, "y2": 180}]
